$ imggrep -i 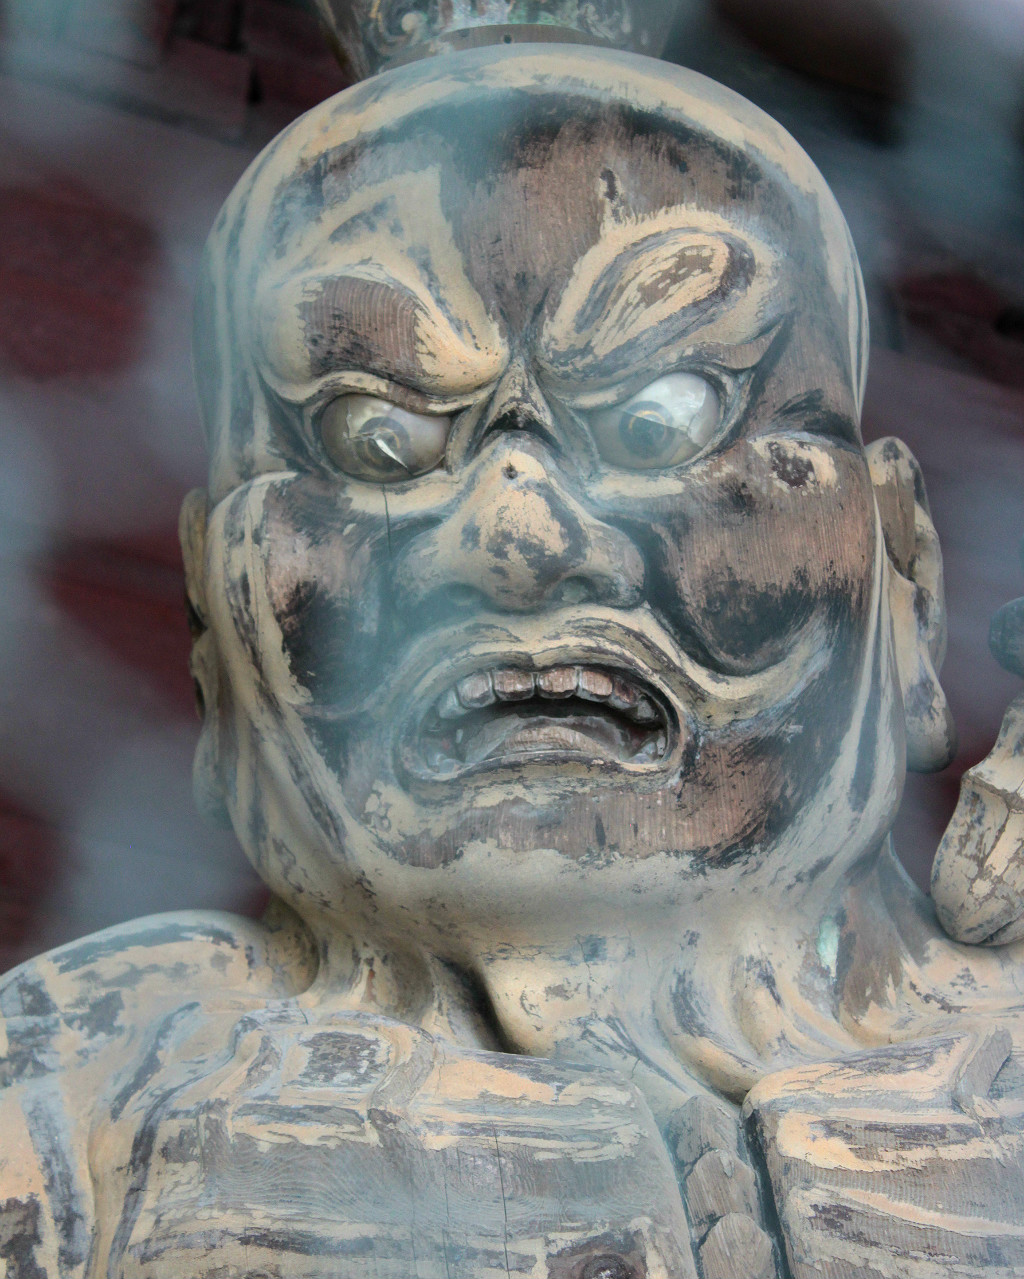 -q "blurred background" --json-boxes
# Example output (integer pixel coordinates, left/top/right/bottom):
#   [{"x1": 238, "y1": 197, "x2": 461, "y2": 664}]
[{"x1": 0, "y1": 0, "x2": 1022, "y2": 972}]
